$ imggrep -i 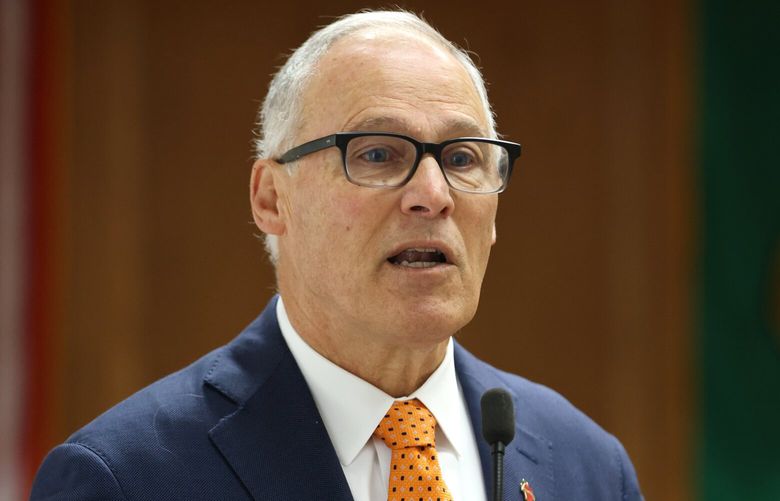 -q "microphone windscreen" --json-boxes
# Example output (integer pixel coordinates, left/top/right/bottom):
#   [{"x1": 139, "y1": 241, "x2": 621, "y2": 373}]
[{"x1": 480, "y1": 388, "x2": 516, "y2": 445}]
